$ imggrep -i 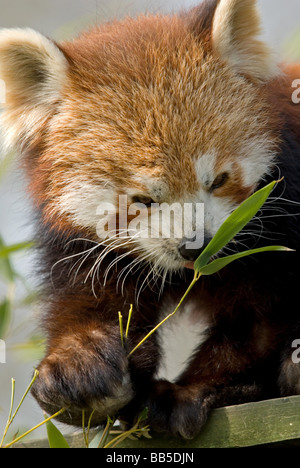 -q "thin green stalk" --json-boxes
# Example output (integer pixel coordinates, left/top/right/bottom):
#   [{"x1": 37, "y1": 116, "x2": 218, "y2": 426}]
[
  {"x1": 0, "y1": 378, "x2": 15, "y2": 447},
  {"x1": 7, "y1": 379, "x2": 15, "y2": 424},
  {"x1": 103, "y1": 425, "x2": 150, "y2": 449},
  {"x1": 3, "y1": 408, "x2": 66, "y2": 448},
  {"x1": 125, "y1": 304, "x2": 133, "y2": 339},
  {"x1": 86, "y1": 409, "x2": 96, "y2": 445},
  {"x1": 82, "y1": 409, "x2": 96, "y2": 448},
  {"x1": 118, "y1": 312, "x2": 124, "y2": 348},
  {"x1": 10, "y1": 370, "x2": 39, "y2": 423},
  {"x1": 97, "y1": 417, "x2": 115, "y2": 448},
  {"x1": 0, "y1": 370, "x2": 39, "y2": 448},
  {"x1": 103, "y1": 429, "x2": 135, "y2": 449},
  {"x1": 129, "y1": 271, "x2": 202, "y2": 356},
  {"x1": 82, "y1": 410, "x2": 88, "y2": 448}
]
